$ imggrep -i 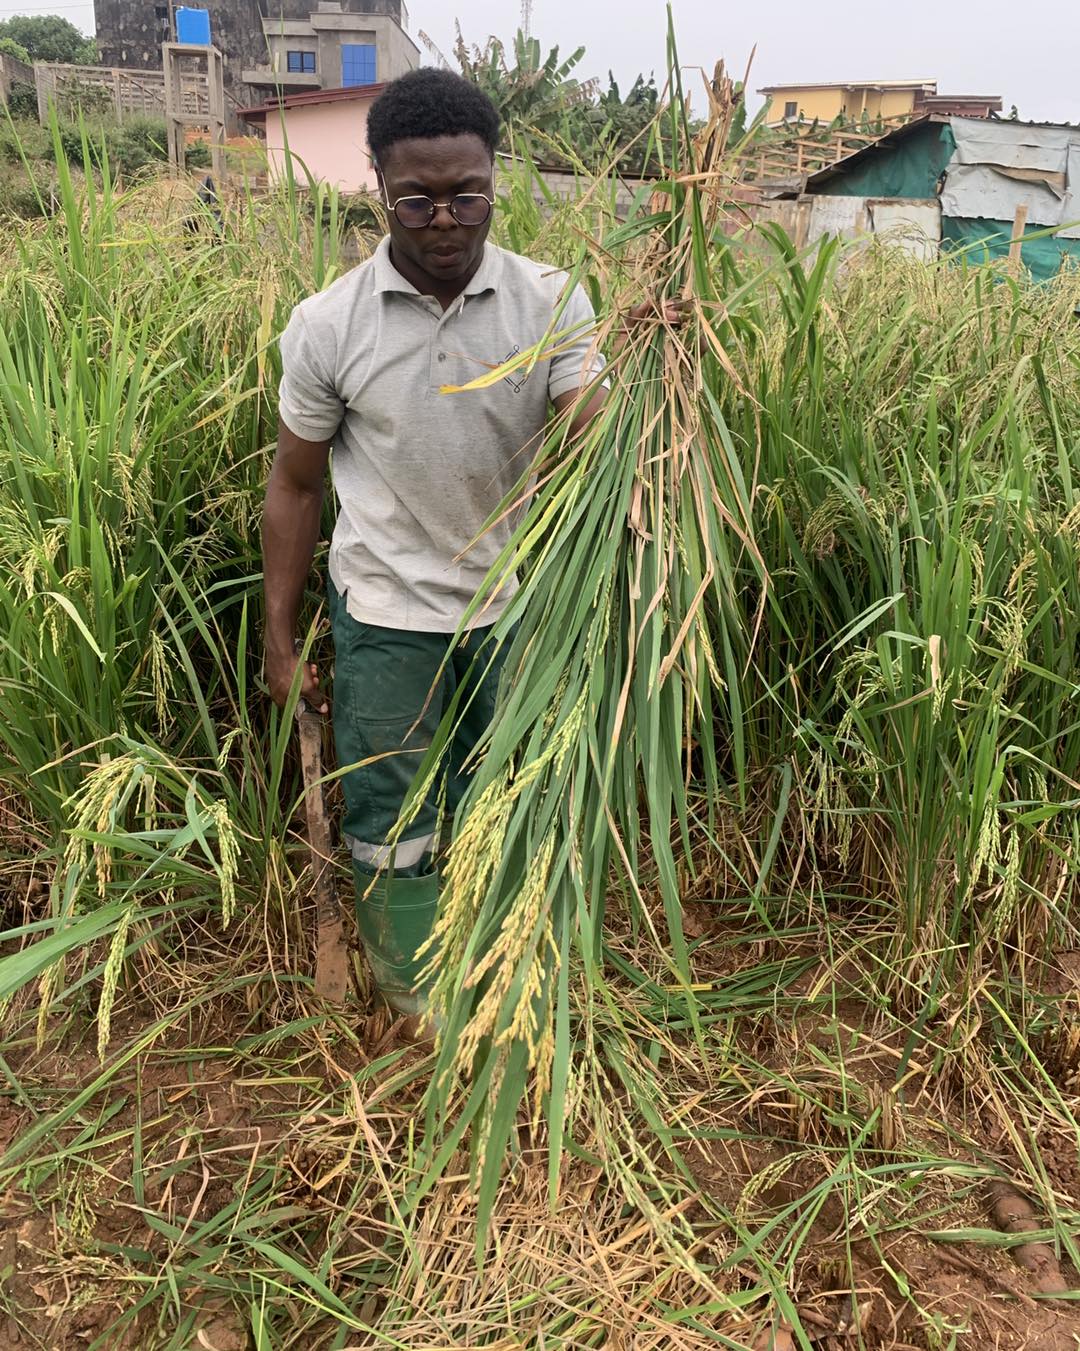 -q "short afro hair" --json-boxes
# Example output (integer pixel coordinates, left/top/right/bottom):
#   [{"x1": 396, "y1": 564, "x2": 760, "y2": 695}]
[{"x1": 367, "y1": 69, "x2": 501, "y2": 165}]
